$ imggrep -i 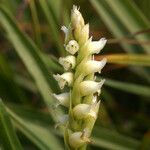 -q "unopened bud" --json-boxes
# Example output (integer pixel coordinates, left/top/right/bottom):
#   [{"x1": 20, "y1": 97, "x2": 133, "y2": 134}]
[
  {"x1": 65, "y1": 40, "x2": 79, "y2": 55},
  {"x1": 59, "y1": 55, "x2": 76, "y2": 71},
  {"x1": 53, "y1": 92, "x2": 70, "y2": 107},
  {"x1": 71, "y1": 5, "x2": 84, "y2": 29},
  {"x1": 79, "y1": 24, "x2": 89, "y2": 45},
  {"x1": 80, "y1": 80, "x2": 105, "y2": 96},
  {"x1": 53, "y1": 72, "x2": 73, "y2": 89},
  {"x1": 73, "y1": 103, "x2": 96, "y2": 120},
  {"x1": 69, "y1": 130, "x2": 90, "y2": 148}
]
